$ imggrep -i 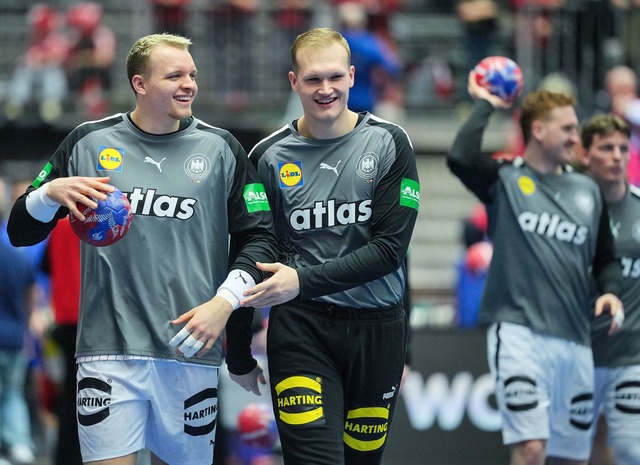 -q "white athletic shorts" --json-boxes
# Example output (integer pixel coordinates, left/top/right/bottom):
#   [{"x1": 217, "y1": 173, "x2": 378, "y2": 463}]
[
  {"x1": 592, "y1": 364, "x2": 640, "y2": 442},
  {"x1": 487, "y1": 322, "x2": 594, "y2": 461},
  {"x1": 76, "y1": 357, "x2": 219, "y2": 465}
]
